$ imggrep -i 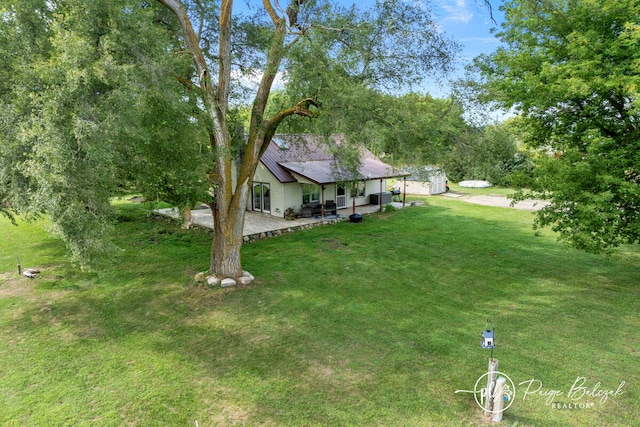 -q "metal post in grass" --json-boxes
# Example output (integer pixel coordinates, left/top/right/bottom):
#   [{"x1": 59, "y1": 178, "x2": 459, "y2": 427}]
[
  {"x1": 484, "y1": 358, "x2": 498, "y2": 417},
  {"x1": 481, "y1": 320, "x2": 498, "y2": 418},
  {"x1": 492, "y1": 376, "x2": 507, "y2": 422}
]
